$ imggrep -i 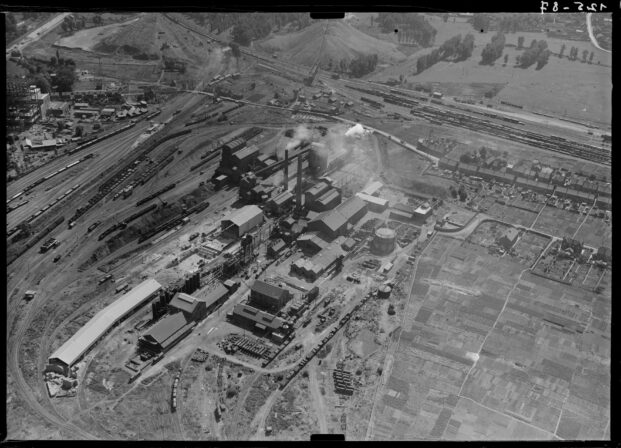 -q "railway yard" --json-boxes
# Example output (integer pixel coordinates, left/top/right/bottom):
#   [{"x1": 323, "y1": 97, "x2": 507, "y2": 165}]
[{"x1": 5, "y1": 11, "x2": 611, "y2": 442}]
